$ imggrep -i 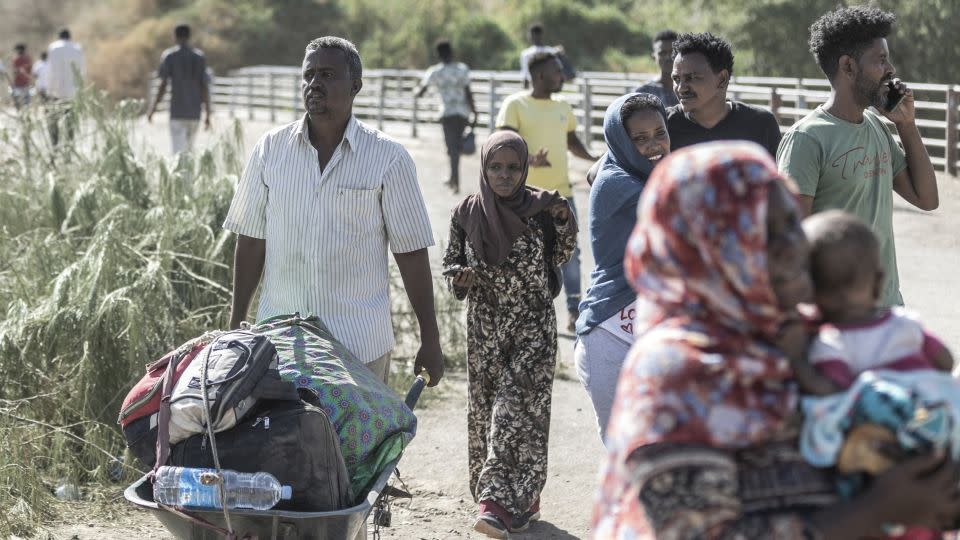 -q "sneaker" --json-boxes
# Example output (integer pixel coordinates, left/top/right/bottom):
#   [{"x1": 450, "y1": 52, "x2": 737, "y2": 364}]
[
  {"x1": 444, "y1": 177, "x2": 460, "y2": 194},
  {"x1": 566, "y1": 308, "x2": 579, "y2": 333},
  {"x1": 473, "y1": 512, "x2": 509, "y2": 539},
  {"x1": 510, "y1": 509, "x2": 541, "y2": 532}
]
